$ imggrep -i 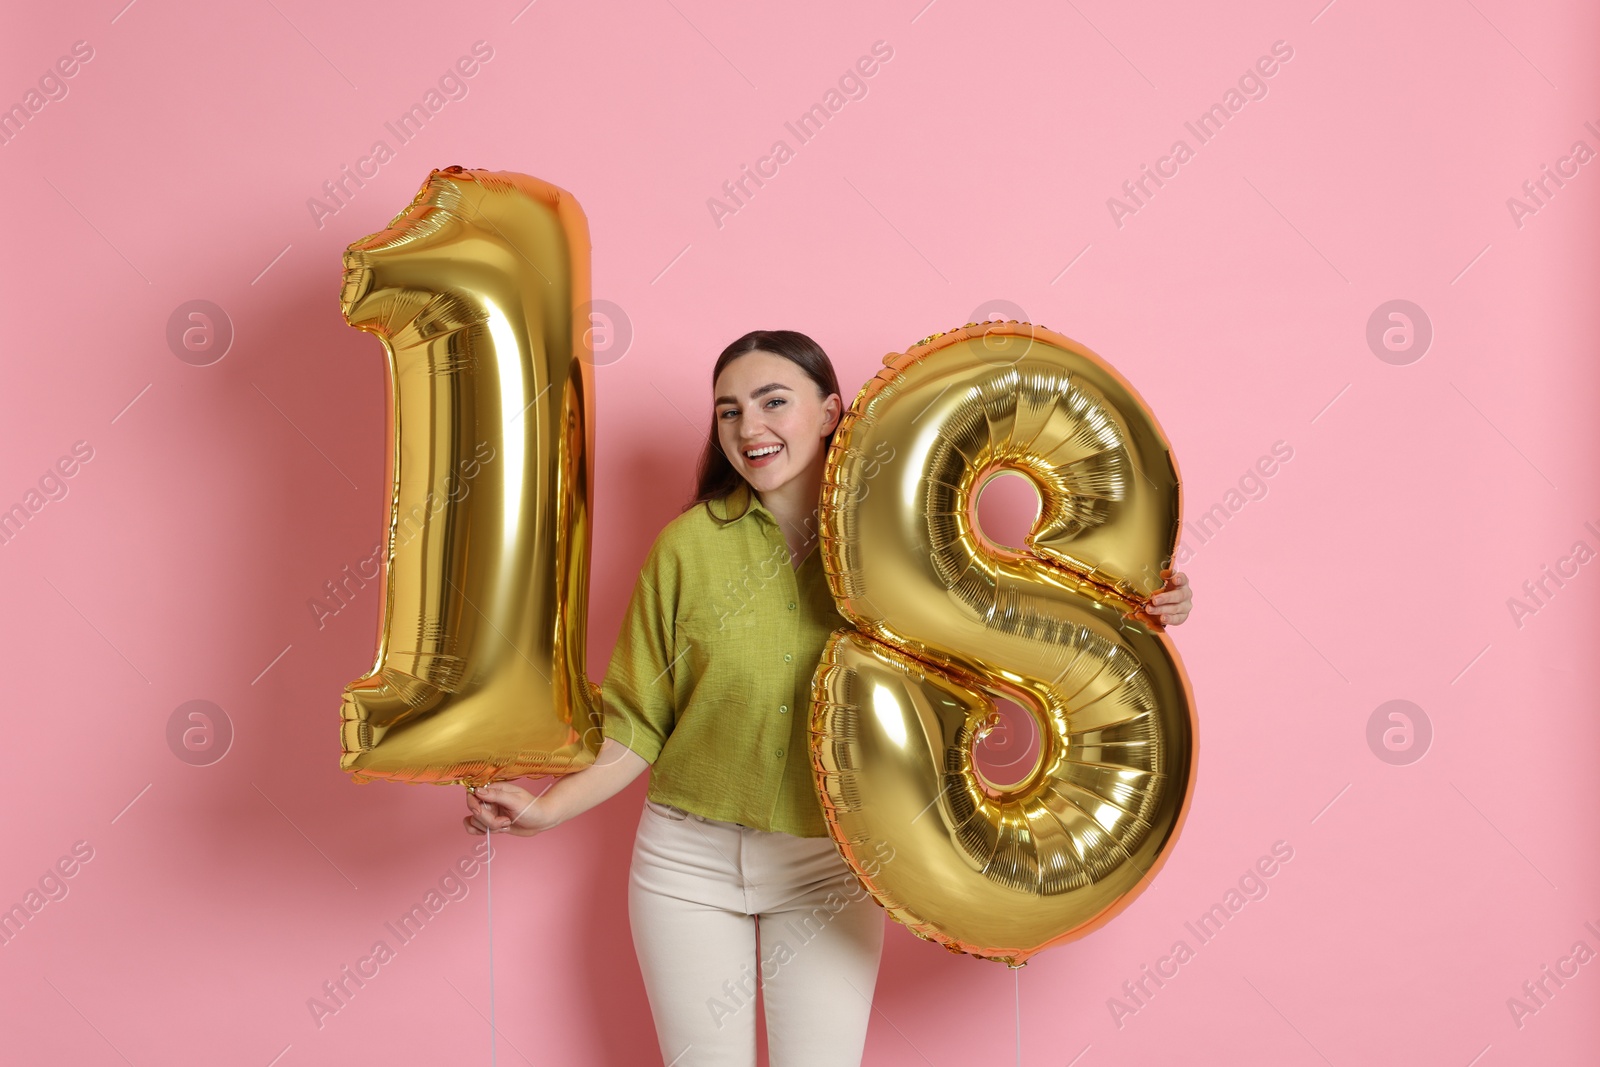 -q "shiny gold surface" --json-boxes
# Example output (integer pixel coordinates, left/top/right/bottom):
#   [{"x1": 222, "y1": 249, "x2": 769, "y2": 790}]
[
  {"x1": 337, "y1": 168, "x2": 602, "y2": 786},
  {"x1": 810, "y1": 321, "x2": 1197, "y2": 965}
]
